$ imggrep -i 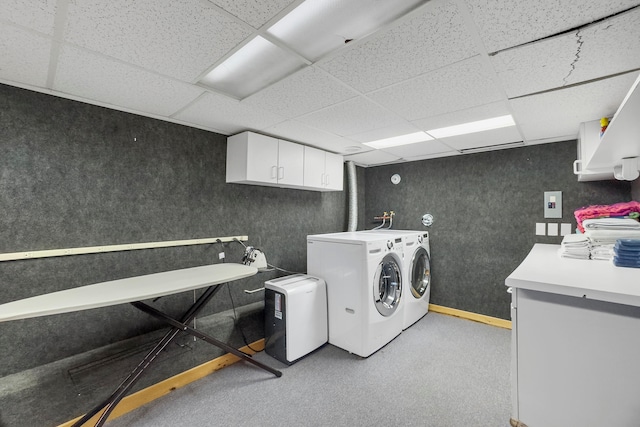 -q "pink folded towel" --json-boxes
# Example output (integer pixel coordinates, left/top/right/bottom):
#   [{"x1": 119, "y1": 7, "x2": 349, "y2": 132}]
[{"x1": 574, "y1": 201, "x2": 640, "y2": 233}]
